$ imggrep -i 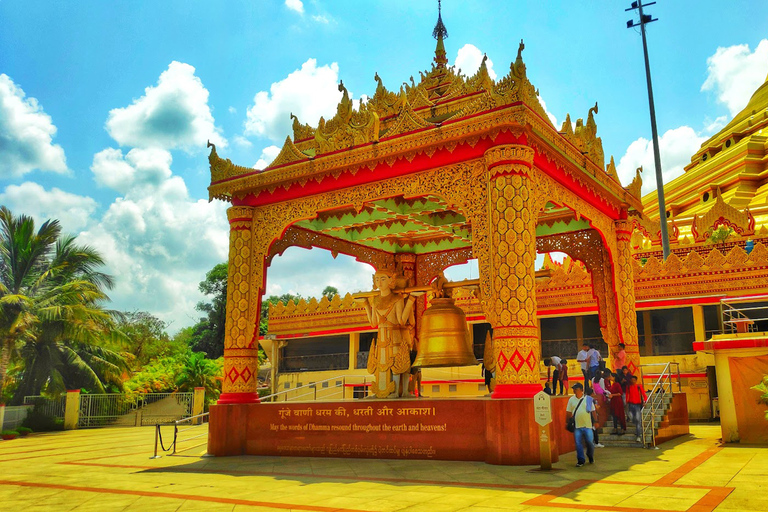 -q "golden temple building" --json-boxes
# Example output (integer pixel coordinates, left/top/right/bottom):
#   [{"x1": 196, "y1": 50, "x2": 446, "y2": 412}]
[{"x1": 206, "y1": 7, "x2": 768, "y2": 459}]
